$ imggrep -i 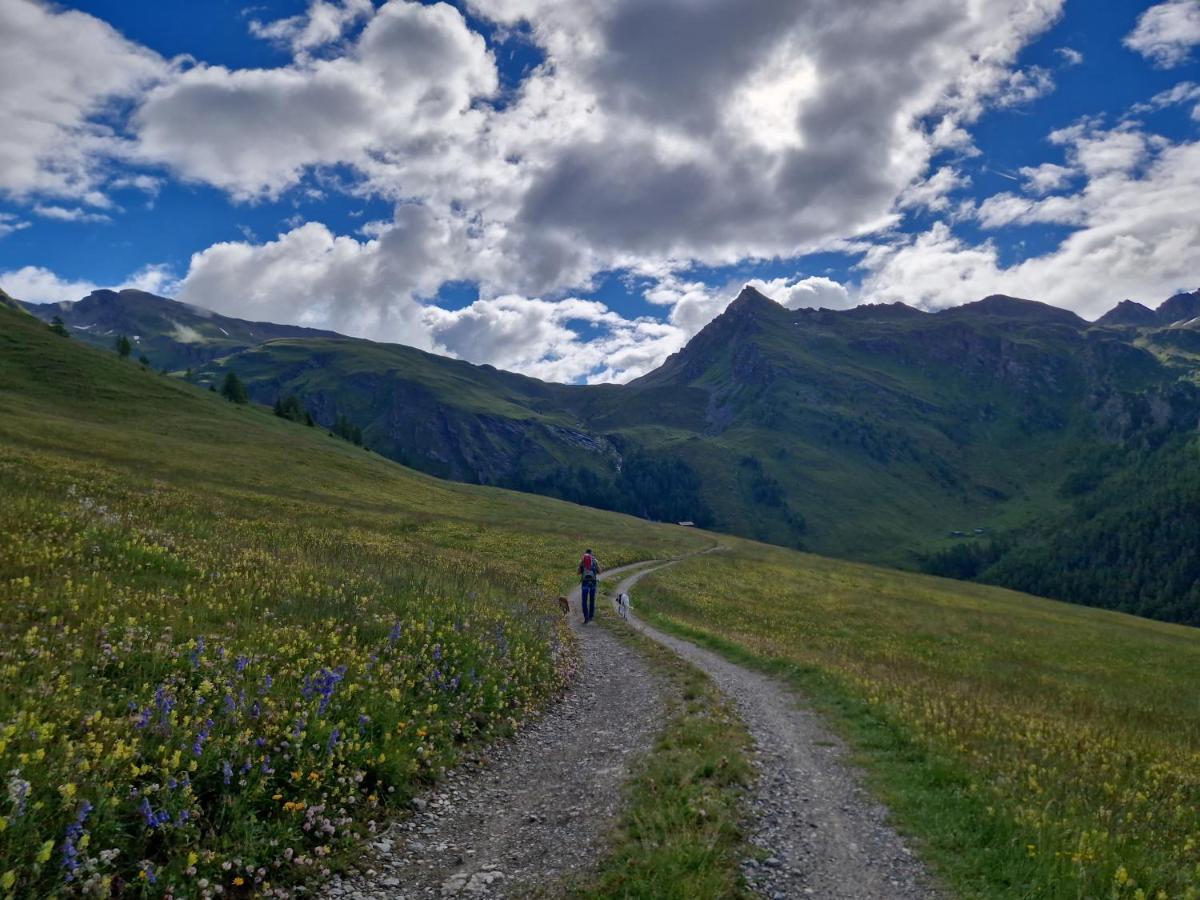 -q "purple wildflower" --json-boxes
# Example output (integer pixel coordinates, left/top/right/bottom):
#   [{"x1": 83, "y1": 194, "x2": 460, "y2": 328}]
[
  {"x1": 154, "y1": 685, "x2": 175, "y2": 731},
  {"x1": 139, "y1": 797, "x2": 157, "y2": 829},
  {"x1": 301, "y1": 666, "x2": 347, "y2": 716},
  {"x1": 61, "y1": 801, "x2": 92, "y2": 881},
  {"x1": 192, "y1": 717, "x2": 213, "y2": 756}
]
